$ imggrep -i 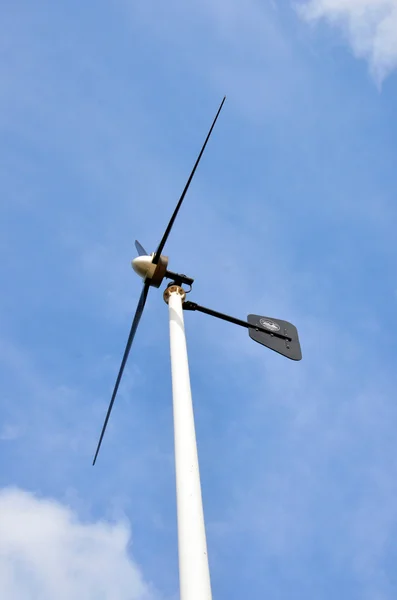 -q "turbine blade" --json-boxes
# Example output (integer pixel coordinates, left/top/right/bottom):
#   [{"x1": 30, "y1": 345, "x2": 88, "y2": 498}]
[
  {"x1": 135, "y1": 240, "x2": 148, "y2": 256},
  {"x1": 92, "y1": 281, "x2": 150, "y2": 465},
  {"x1": 152, "y1": 96, "x2": 226, "y2": 265}
]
